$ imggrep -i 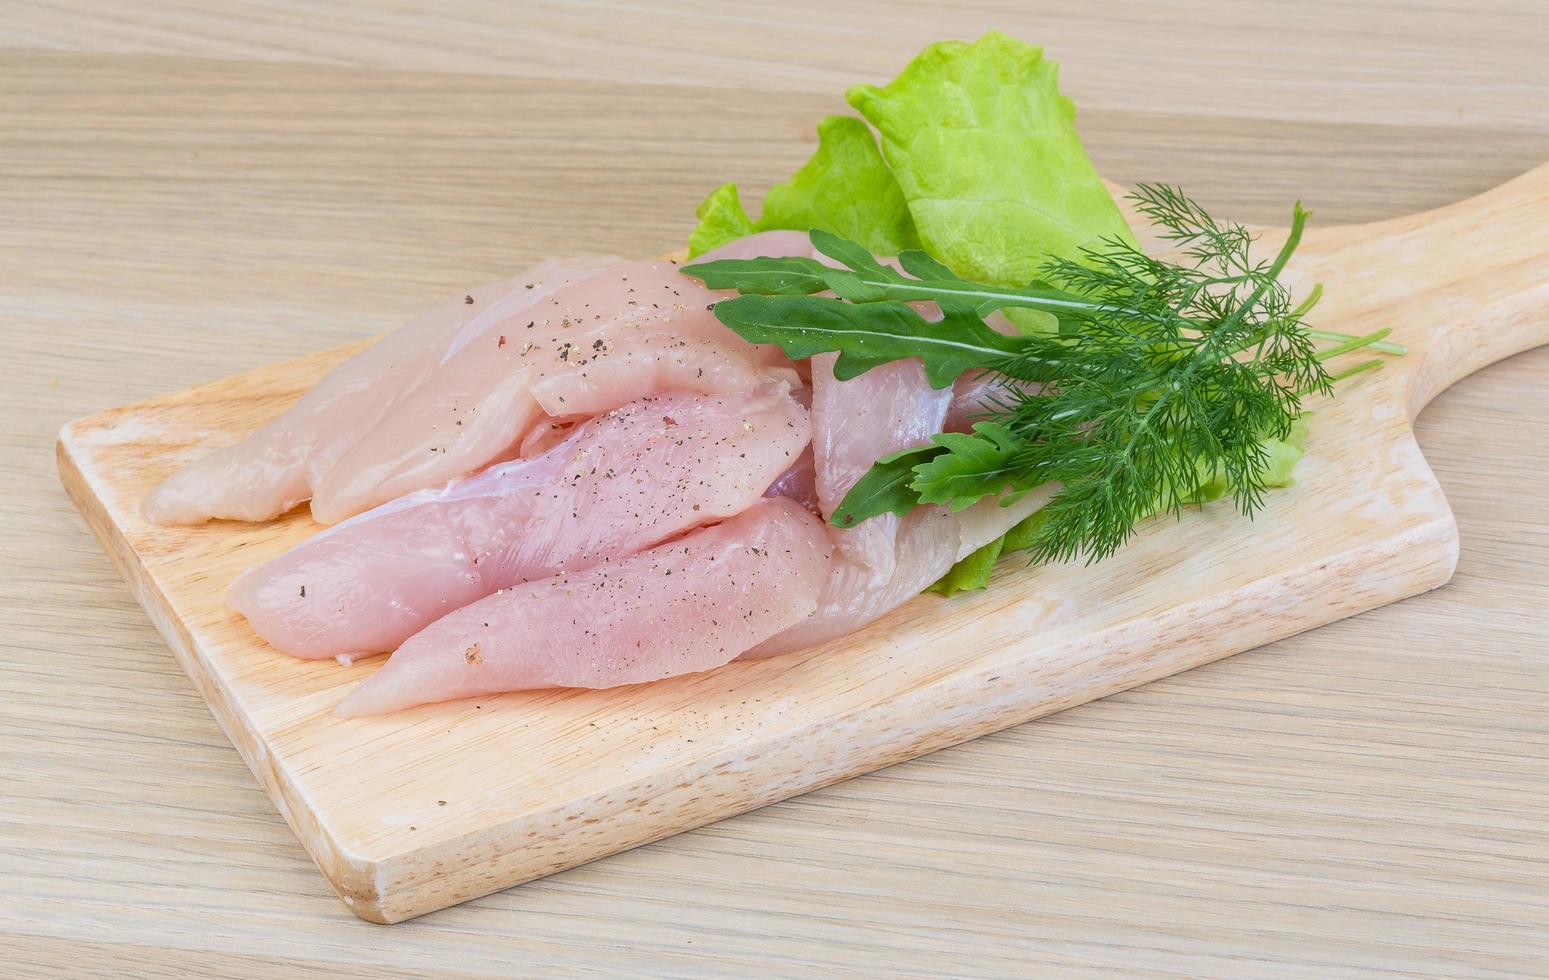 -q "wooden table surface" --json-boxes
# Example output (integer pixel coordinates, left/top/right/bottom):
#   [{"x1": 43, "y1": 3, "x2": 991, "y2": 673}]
[{"x1": 5, "y1": 2, "x2": 1547, "y2": 975}]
